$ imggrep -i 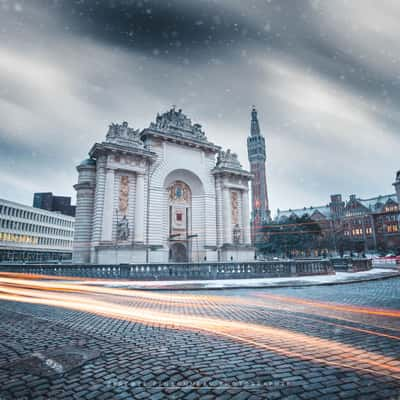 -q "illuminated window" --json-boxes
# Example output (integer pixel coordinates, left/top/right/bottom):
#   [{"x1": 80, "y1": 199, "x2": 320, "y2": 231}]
[{"x1": 387, "y1": 224, "x2": 399, "y2": 233}]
